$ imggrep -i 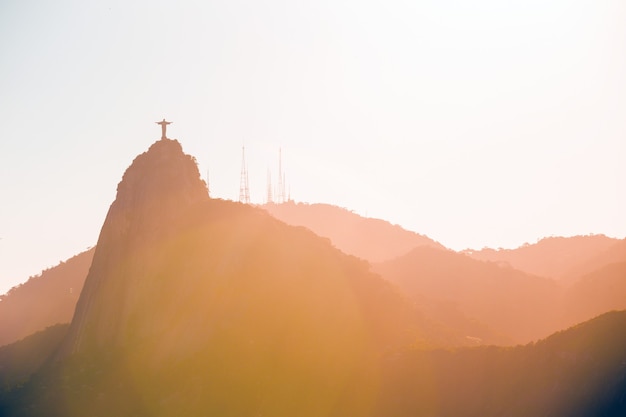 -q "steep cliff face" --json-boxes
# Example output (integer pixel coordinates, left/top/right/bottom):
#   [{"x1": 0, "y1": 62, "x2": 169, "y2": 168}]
[
  {"x1": 45, "y1": 138, "x2": 441, "y2": 417},
  {"x1": 60, "y1": 138, "x2": 209, "y2": 355}
]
